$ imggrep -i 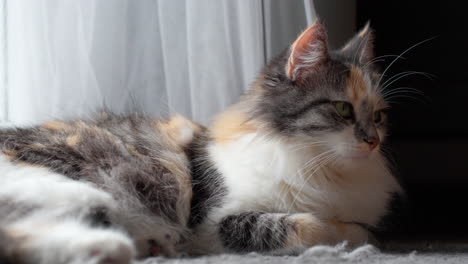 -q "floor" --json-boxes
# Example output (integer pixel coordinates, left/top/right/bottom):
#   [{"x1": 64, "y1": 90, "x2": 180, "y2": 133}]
[{"x1": 136, "y1": 242, "x2": 468, "y2": 264}]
